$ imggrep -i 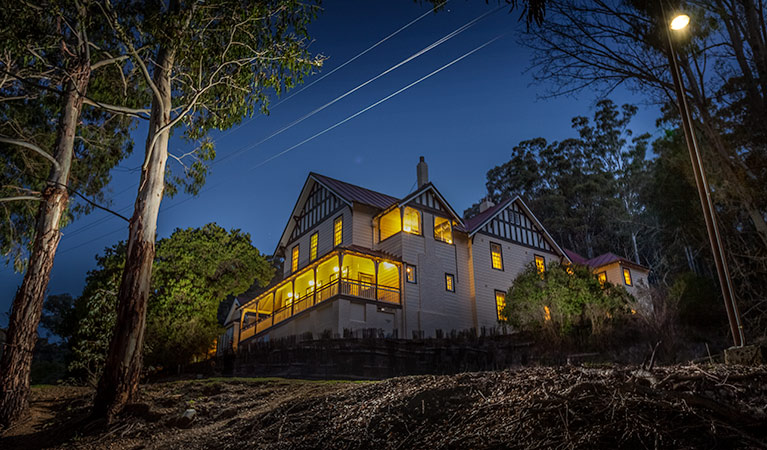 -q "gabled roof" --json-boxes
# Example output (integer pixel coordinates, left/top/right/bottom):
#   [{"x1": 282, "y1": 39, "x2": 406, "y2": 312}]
[
  {"x1": 396, "y1": 182, "x2": 465, "y2": 228},
  {"x1": 463, "y1": 198, "x2": 514, "y2": 233},
  {"x1": 311, "y1": 173, "x2": 398, "y2": 210},
  {"x1": 464, "y1": 196, "x2": 569, "y2": 261},
  {"x1": 564, "y1": 249, "x2": 589, "y2": 266},
  {"x1": 565, "y1": 249, "x2": 648, "y2": 271}
]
